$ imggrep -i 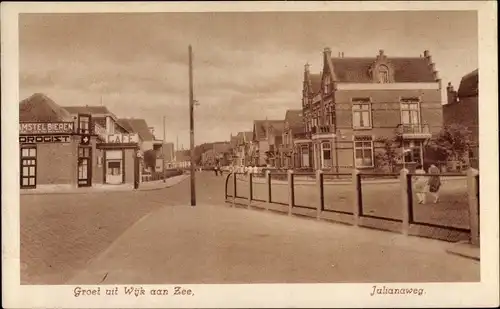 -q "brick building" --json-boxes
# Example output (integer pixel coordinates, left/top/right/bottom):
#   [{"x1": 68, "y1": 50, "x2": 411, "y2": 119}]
[
  {"x1": 298, "y1": 48, "x2": 443, "y2": 172},
  {"x1": 278, "y1": 109, "x2": 306, "y2": 169},
  {"x1": 19, "y1": 93, "x2": 141, "y2": 189},
  {"x1": 444, "y1": 69, "x2": 479, "y2": 168}
]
